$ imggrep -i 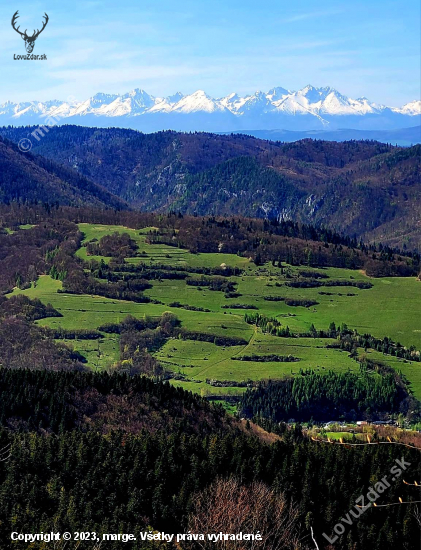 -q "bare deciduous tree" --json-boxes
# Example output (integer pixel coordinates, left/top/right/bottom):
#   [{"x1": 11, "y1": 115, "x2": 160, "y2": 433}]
[{"x1": 186, "y1": 477, "x2": 304, "y2": 550}]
